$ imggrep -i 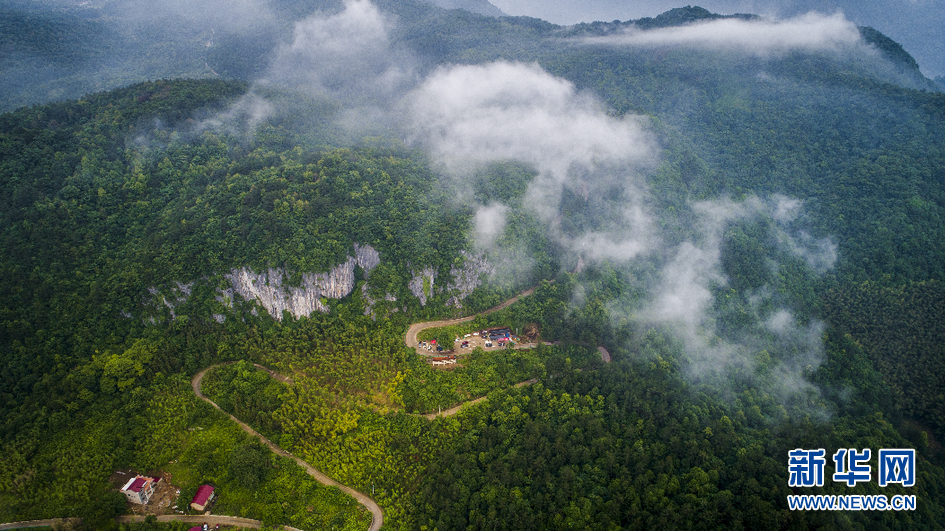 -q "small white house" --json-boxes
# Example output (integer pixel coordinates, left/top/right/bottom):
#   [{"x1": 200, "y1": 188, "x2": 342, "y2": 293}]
[{"x1": 120, "y1": 475, "x2": 161, "y2": 505}]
